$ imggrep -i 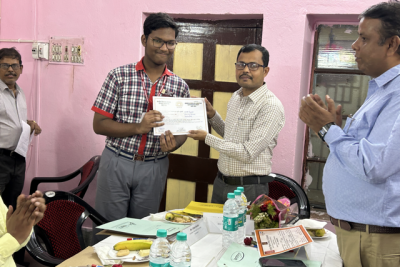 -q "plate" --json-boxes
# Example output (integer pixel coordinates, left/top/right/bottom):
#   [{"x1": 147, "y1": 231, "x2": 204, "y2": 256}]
[
  {"x1": 108, "y1": 248, "x2": 149, "y2": 263},
  {"x1": 163, "y1": 209, "x2": 199, "y2": 224},
  {"x1": 309, "y1": 228, "x2": 332, "y2": 239},
  {"x1": 163, "y1": 218, "x2": 194, "y2": 225}
]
